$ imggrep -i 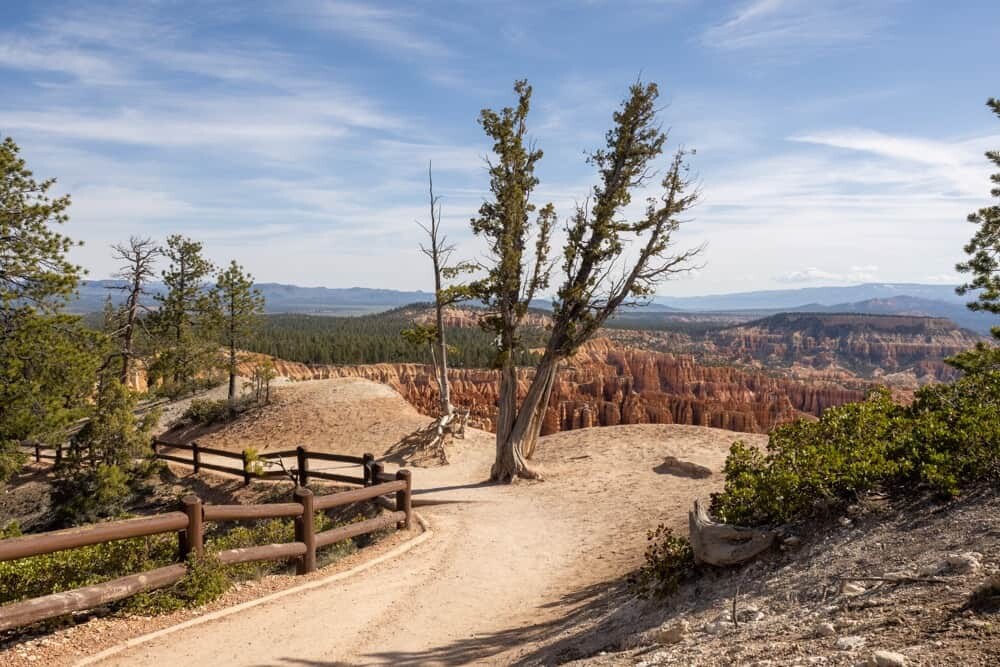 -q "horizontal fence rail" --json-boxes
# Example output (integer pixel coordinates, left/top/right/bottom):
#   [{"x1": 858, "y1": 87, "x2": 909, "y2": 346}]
[
  {"x1": 0, "y1": 462, "x2": 413, "y2": 632},
  {"x1": 27, "y1": 440, "x2": 379, "y2": 489},
  {"x1": 0, "y1": 513, "x2": 188, "y2": 562}
]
